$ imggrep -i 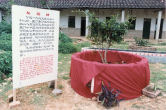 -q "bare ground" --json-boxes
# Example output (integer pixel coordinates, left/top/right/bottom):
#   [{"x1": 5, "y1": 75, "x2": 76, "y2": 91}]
[
  {"x1": 0, "y1": 38, "x2": 166, "y2": 110},
  {"x1": 0, "y1": 78, "x2": 166, "y2": 110}
]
